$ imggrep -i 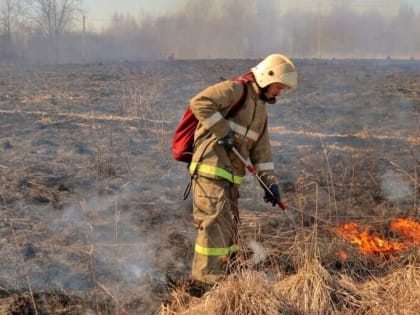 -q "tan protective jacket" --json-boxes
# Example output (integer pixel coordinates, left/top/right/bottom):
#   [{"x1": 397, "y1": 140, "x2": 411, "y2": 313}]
[{"x1": 189, "y1": 79, "x2": 277, "y2": 187}]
